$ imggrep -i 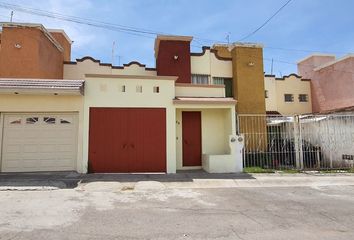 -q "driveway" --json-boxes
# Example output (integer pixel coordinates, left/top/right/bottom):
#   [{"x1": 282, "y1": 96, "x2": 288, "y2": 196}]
[{"x1": 0, "y1": 173, "x2": 354, "y2": 239}]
